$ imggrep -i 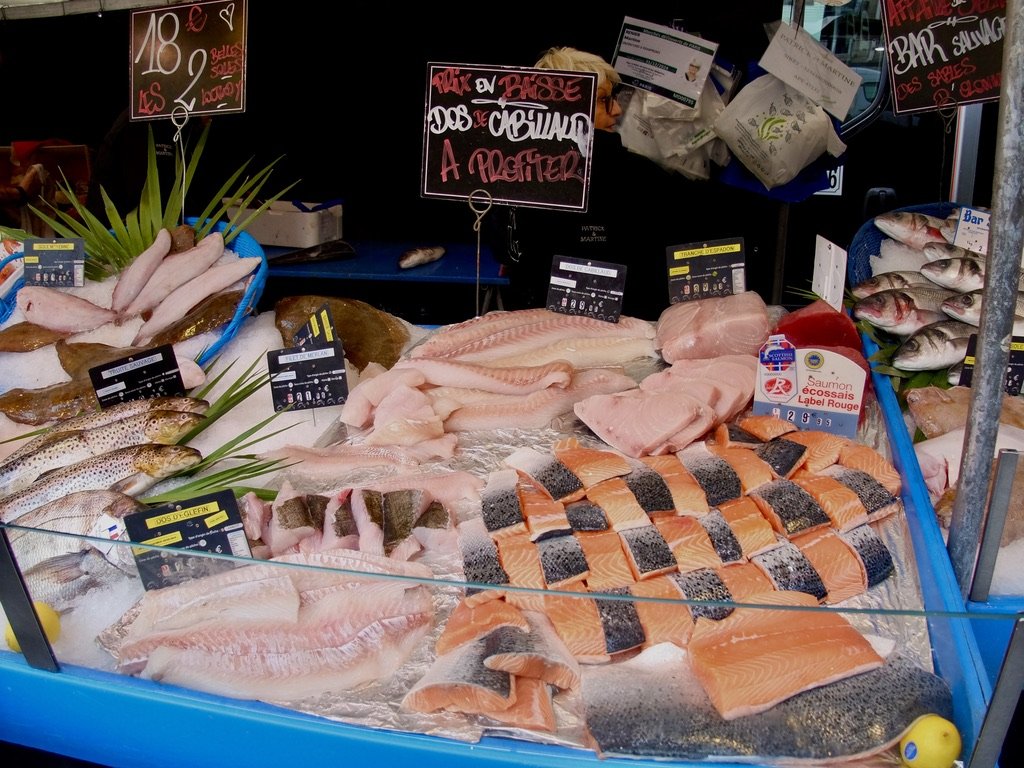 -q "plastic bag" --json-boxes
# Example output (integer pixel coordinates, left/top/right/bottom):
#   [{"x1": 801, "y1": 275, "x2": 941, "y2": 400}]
[{"x1": 711, "y1": 73, "x2": 846, "y2": 190}]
